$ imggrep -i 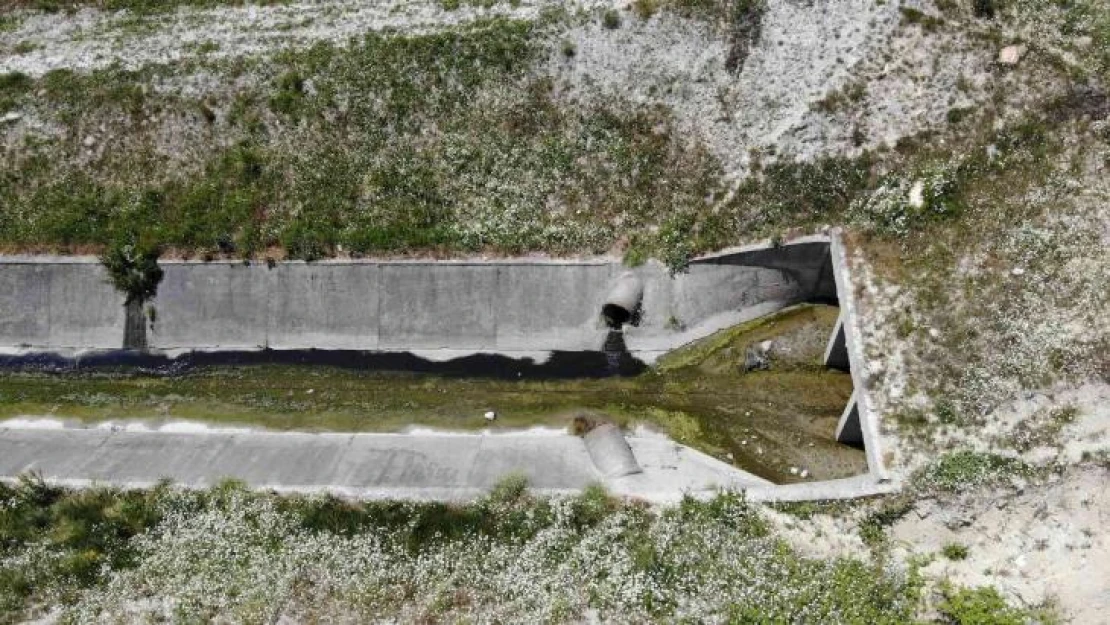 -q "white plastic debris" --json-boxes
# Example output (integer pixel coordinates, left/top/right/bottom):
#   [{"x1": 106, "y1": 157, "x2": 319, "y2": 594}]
[
  {"x1": 1011, "y1": 267, "x2": 1025, "y2": 276},
  {"x1": 800, "y1": 469, "x2": 809, "y2": 479},
  {"x1": 484, "y1": 411, "x2": 497, "y2": 421},
  {"x1": 789, "y1": 466, "x2": 799, "y2": 475}
]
